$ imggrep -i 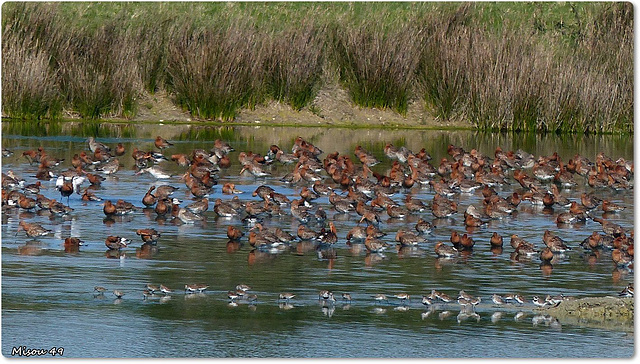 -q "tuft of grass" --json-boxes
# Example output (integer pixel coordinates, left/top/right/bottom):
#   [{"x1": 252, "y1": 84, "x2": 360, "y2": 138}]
[
  {"x1": 166, "y1": 21, "x2": 266, "y2": 121},
  {"x1": 330, "y1": 20, "x2": 421, "y2": 115},
  {"x1": 416, "y1": 5, "x2": 471, "y2": 122},
  {"x1": 264, "y1": 22, "x2": 326, "y2": 111}
]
